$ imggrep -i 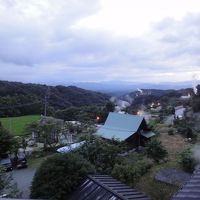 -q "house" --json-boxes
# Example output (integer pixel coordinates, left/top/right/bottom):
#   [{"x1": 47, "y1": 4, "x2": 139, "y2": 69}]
[
  {"x1": 174, "y1": 106, "x2": 186, "y2": 120},
  {"x1": 96, "y1": 112, "x2": 155, "y2": 147},
  {"x1": 69, "y1": 175, "x2": 151, "y2": 200}
]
